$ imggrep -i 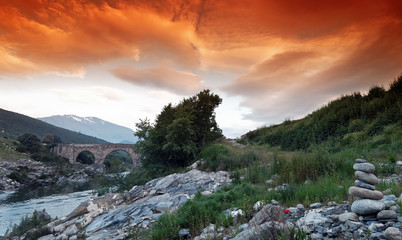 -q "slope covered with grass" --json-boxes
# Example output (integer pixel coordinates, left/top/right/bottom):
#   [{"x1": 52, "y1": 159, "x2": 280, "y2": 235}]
[{"x1": 241, "y1": 75, "x2": 402, "y2": 152}]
